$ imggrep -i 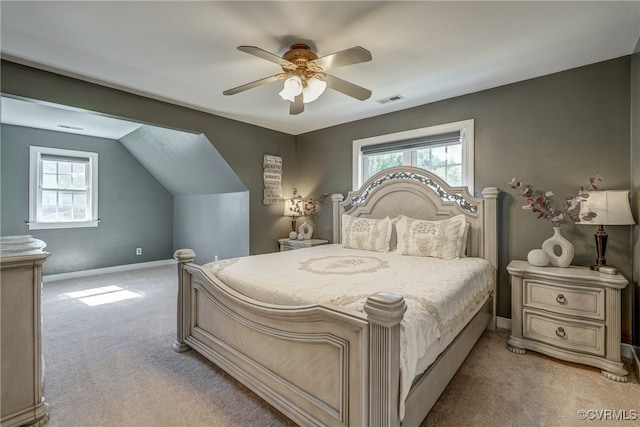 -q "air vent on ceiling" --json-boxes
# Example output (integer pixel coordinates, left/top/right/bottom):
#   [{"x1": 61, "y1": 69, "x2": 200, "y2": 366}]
[
  {"x1": 376, "y1": 94, "x2": 405, "y2": 105},
  {"x1": 57, "y1": 124, "x2": 84, "y2": 131}
]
